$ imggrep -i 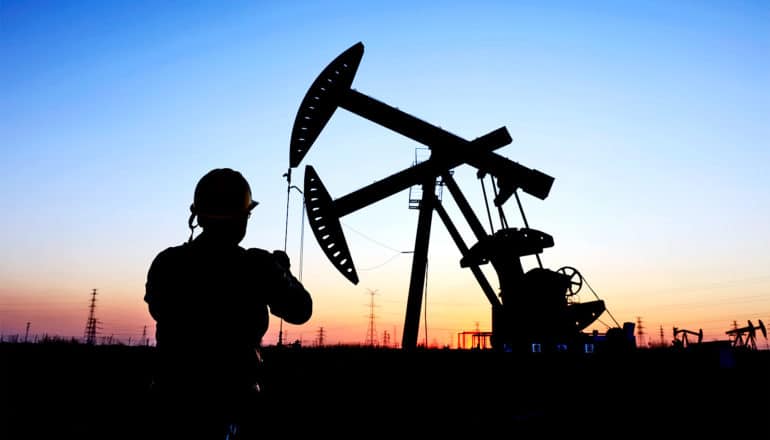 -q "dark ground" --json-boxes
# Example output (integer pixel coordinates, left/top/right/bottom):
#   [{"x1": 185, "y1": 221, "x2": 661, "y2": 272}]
[{"x1": 1, "y1": 342, "x2": 768, "y2": 439}]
